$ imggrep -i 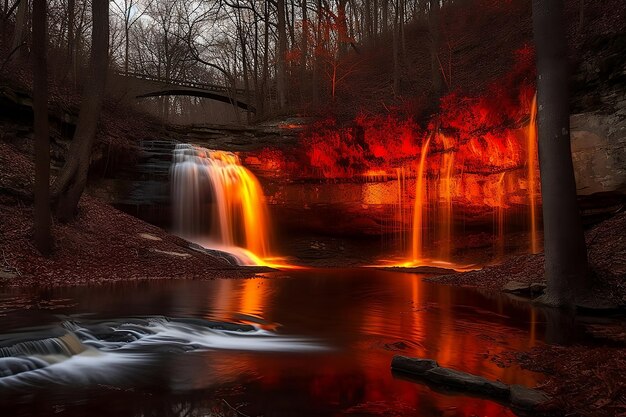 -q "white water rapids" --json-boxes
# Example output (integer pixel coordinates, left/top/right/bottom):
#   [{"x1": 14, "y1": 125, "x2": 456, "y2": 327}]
[{"x1": 0, "y1": 316, "x2": 327, "y2": 391}]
